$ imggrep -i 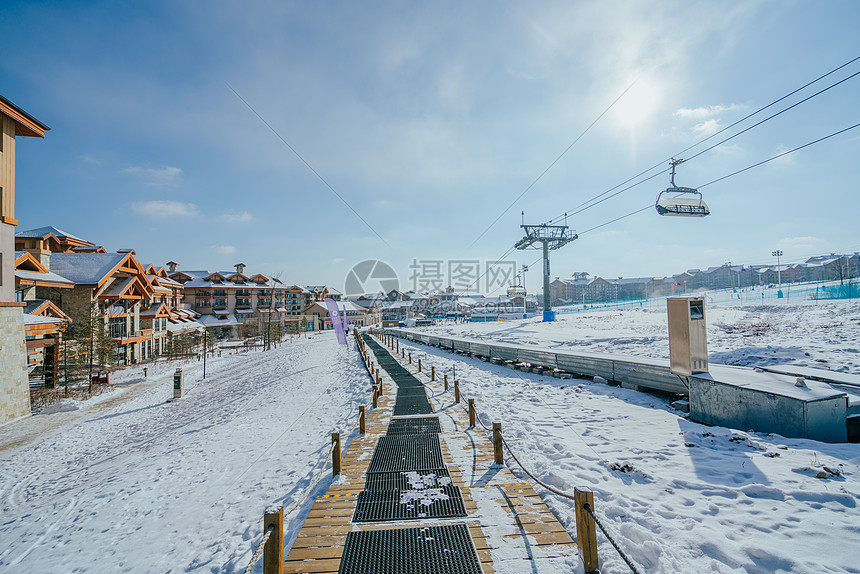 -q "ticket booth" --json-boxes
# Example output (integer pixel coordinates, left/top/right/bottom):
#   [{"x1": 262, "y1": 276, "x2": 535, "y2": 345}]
[{"x1": 667, "y1": 297, "x2": 708, "y2": 375}]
